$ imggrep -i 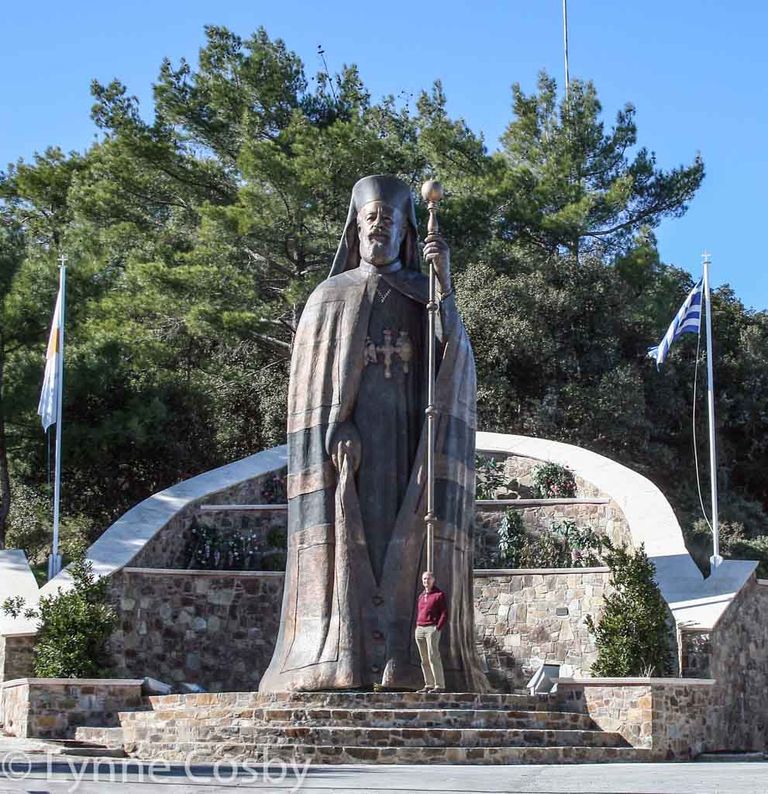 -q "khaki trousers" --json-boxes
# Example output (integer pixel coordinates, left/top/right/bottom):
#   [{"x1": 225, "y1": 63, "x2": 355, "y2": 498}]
[{"x1": 414, "y1": 624, "x2": 445, "y2": 688}]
